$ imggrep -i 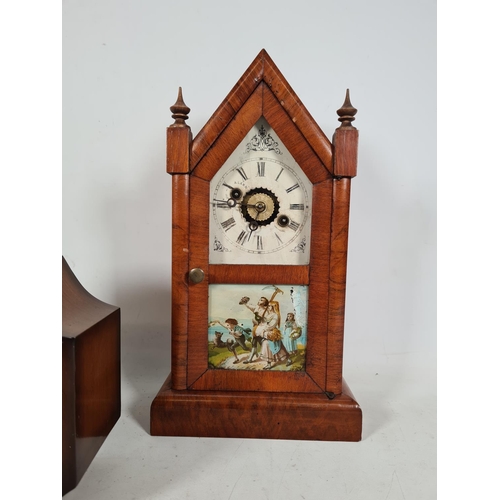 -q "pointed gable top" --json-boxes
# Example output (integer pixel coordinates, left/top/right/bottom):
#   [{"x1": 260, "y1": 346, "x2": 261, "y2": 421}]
[{"x1": 190, "y1": 50, "x2": 332, "y2": 173}]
